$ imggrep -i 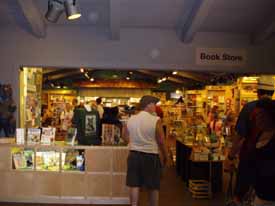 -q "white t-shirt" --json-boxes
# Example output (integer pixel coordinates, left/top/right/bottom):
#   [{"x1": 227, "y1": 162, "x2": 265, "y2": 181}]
[{"x1": 127, "y1": 111, "x2": 160, "y2": 154}]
